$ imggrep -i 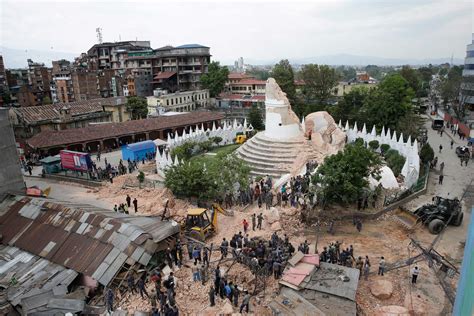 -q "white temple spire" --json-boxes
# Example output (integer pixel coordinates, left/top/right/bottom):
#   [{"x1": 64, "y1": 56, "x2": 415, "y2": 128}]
[{"x1": 371, "y1": 125, "x2": 376, "y2": 136}]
